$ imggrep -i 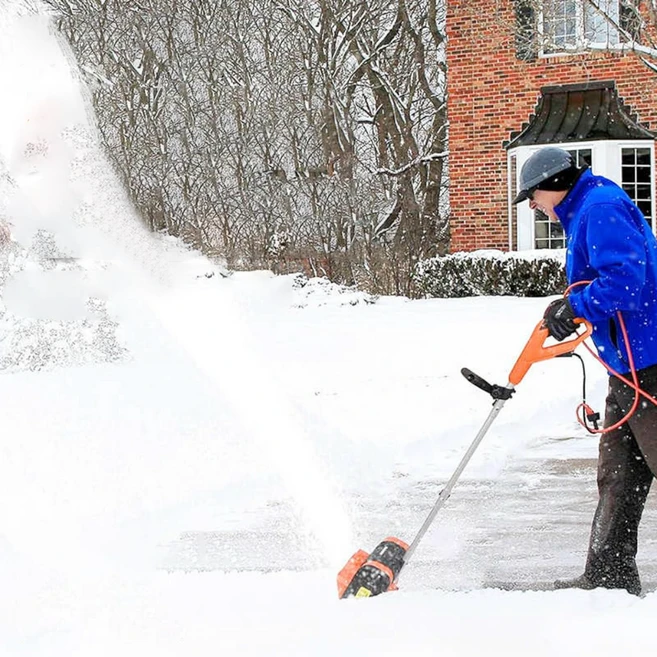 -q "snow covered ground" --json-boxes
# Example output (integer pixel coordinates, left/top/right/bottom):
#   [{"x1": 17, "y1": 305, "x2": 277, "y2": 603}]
[{"x1": 2, "y1": 4, "x2": 657, "y2": 656}]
